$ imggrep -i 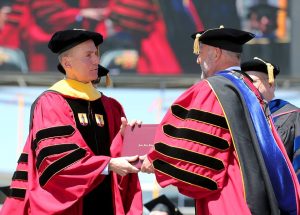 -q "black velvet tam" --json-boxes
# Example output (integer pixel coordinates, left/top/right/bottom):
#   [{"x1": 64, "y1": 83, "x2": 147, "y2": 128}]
[
  {"x1": 241, "y1": 58, "x2": 280, "y2": 78},
  {"x1": 144, "y1": 195, "x2": 183, "y2": 215},
  {"x1": 191, "y1": 27, "x2": 255, "y2": 53},
  {"x1": 48, "y1": 29, "x2": 103, "y2": 54}
]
